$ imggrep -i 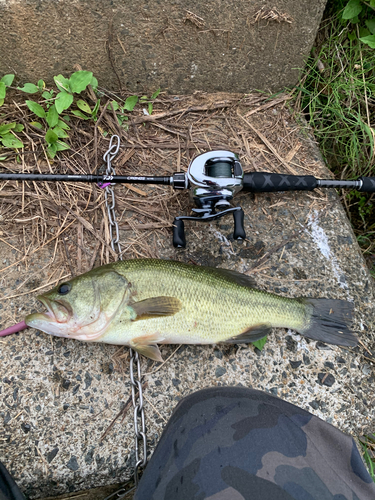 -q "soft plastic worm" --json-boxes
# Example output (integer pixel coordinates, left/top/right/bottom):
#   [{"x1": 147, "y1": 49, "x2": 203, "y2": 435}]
[{"x1": 0, "y1": 321, "x2": 28, "y2": 337}]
